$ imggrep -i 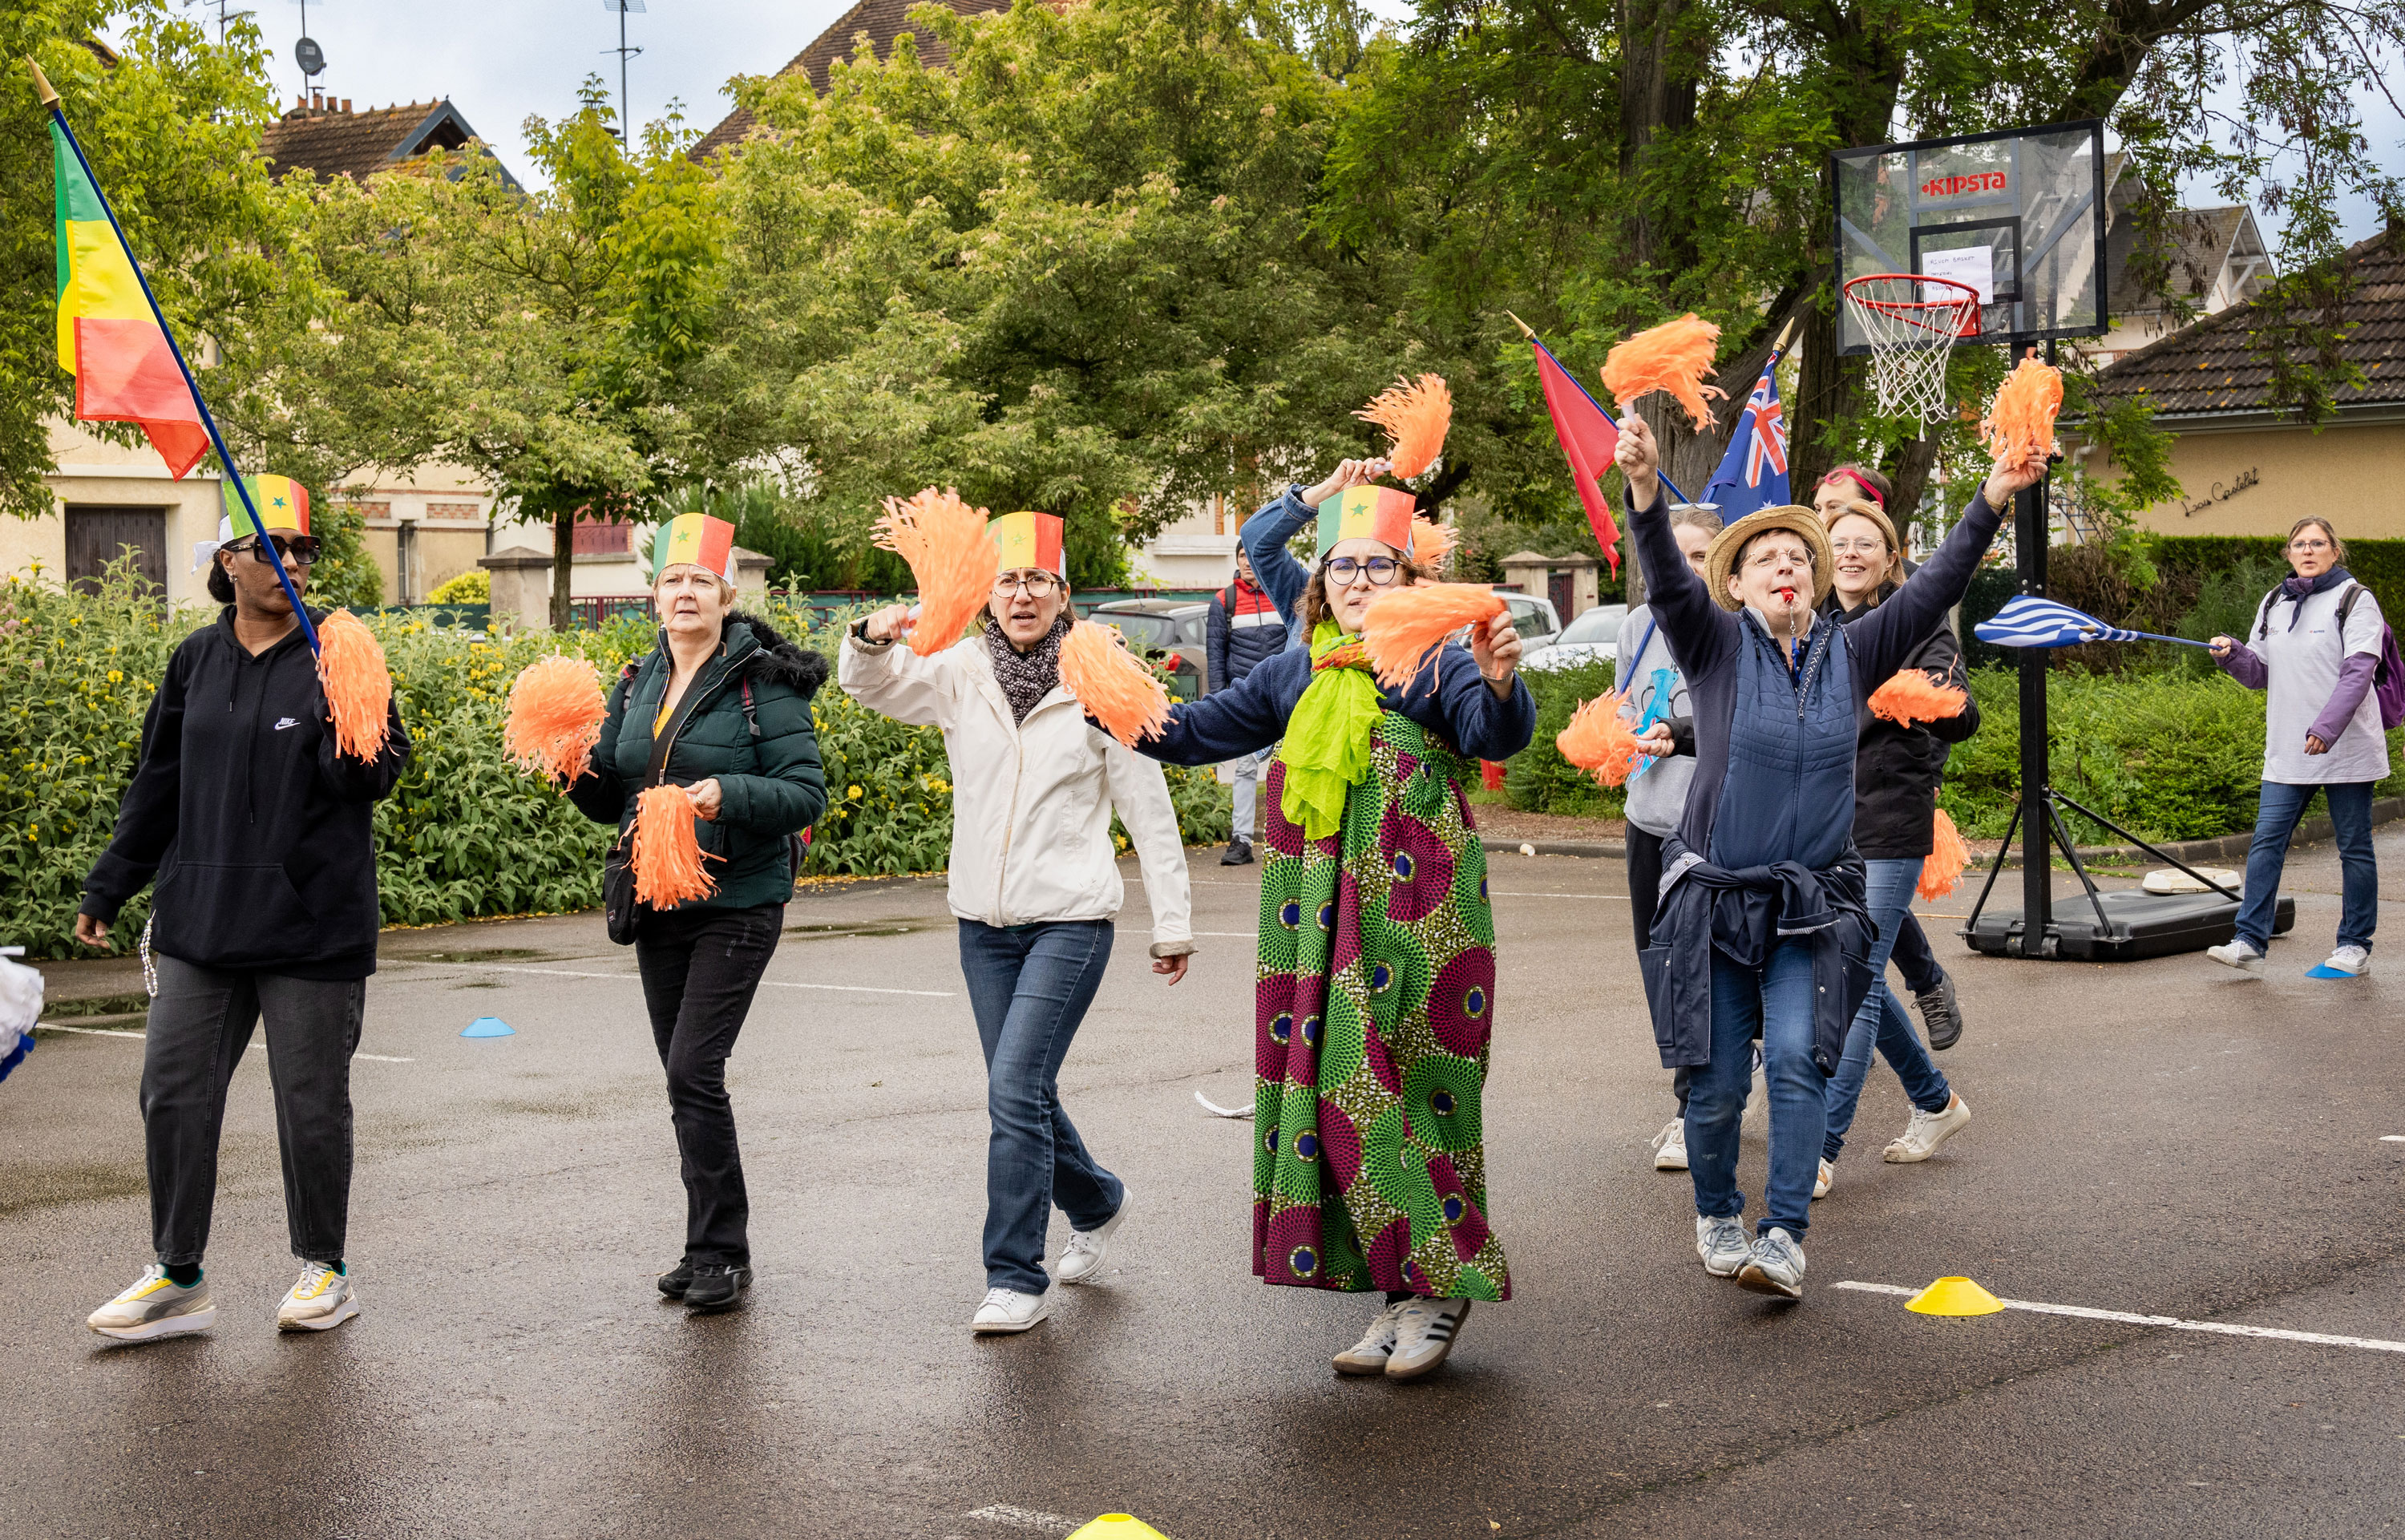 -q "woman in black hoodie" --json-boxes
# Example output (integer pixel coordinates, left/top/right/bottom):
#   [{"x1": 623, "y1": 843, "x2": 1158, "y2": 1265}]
[{"x1": 78, "y1": 510, "x2": 409, "y2": 1343}]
